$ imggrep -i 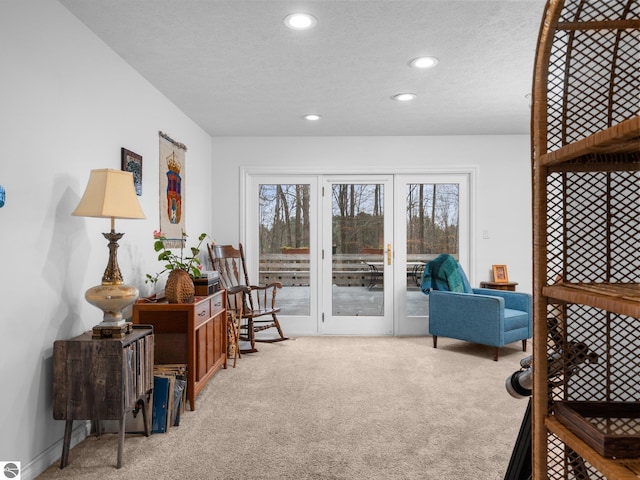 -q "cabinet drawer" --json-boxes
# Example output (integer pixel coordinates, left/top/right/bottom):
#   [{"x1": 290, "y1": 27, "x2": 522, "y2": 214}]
[
  {"x1": 211, "y1": 292, "x2": 225, "y2": 317},
  {"x1": 194, "y1": 301, "x2": 211, "y2": 327}
]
